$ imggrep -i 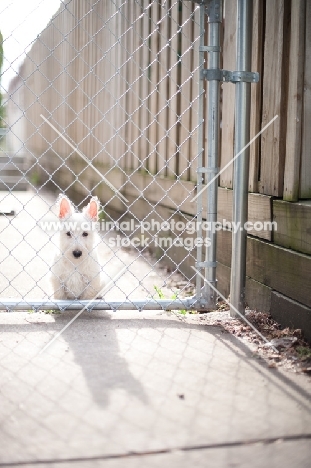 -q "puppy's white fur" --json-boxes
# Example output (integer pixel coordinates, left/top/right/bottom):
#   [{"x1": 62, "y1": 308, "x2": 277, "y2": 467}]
[{"x1": 51, "y1": 195, "x2": 103, "y2": 300}]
